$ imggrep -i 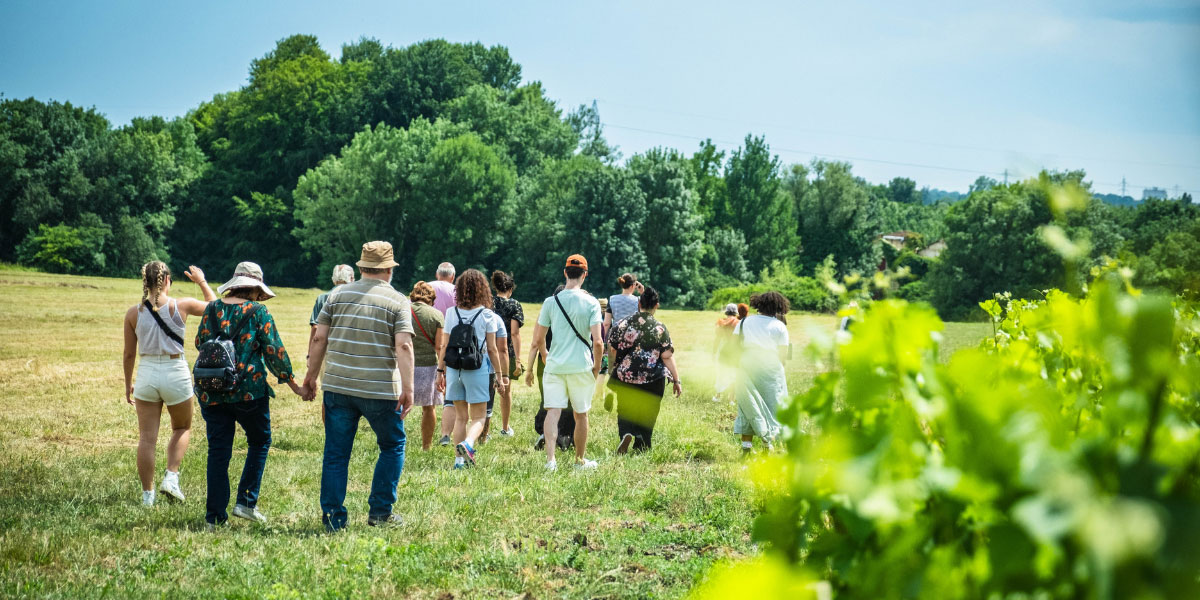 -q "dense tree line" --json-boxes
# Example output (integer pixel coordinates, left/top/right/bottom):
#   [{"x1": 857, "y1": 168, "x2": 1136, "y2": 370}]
[{"x1": 2, "y1": 35, "x2": 1196, "y2": 315}]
